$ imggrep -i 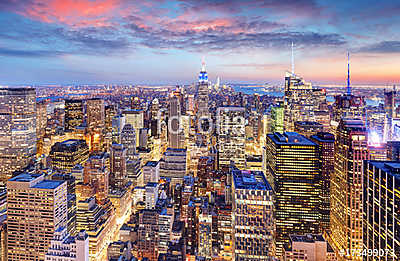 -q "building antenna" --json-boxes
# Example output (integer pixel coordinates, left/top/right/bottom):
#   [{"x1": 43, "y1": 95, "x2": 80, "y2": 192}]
[
  {"x1": 347, "y1": 52, "x2": 351, "y2": 95},
  {"x1": 291, "y1": 42, "x2": 295, "y2": 75},
  {"x1": 201, "y1": 56, "x2": 206, "y2": 72}
]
